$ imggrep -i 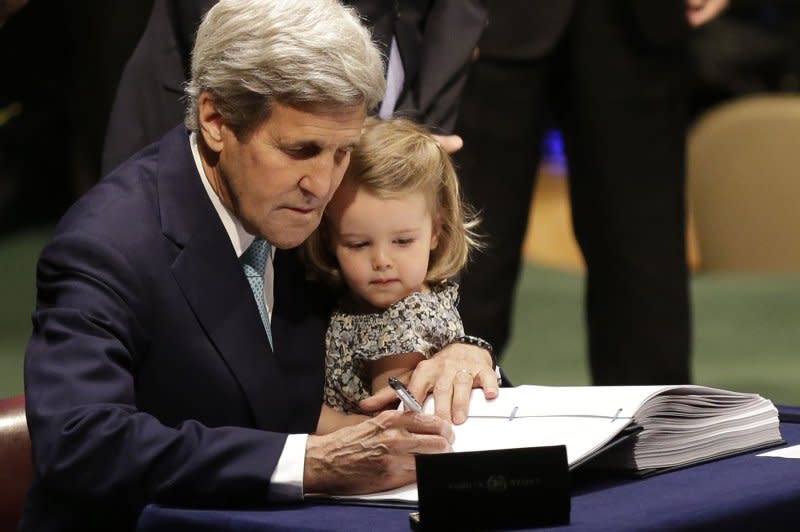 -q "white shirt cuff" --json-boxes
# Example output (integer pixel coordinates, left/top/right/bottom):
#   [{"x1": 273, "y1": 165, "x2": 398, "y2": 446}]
[{"x1": 267, "y1": 433, "x2": 307, "y2": 502}]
